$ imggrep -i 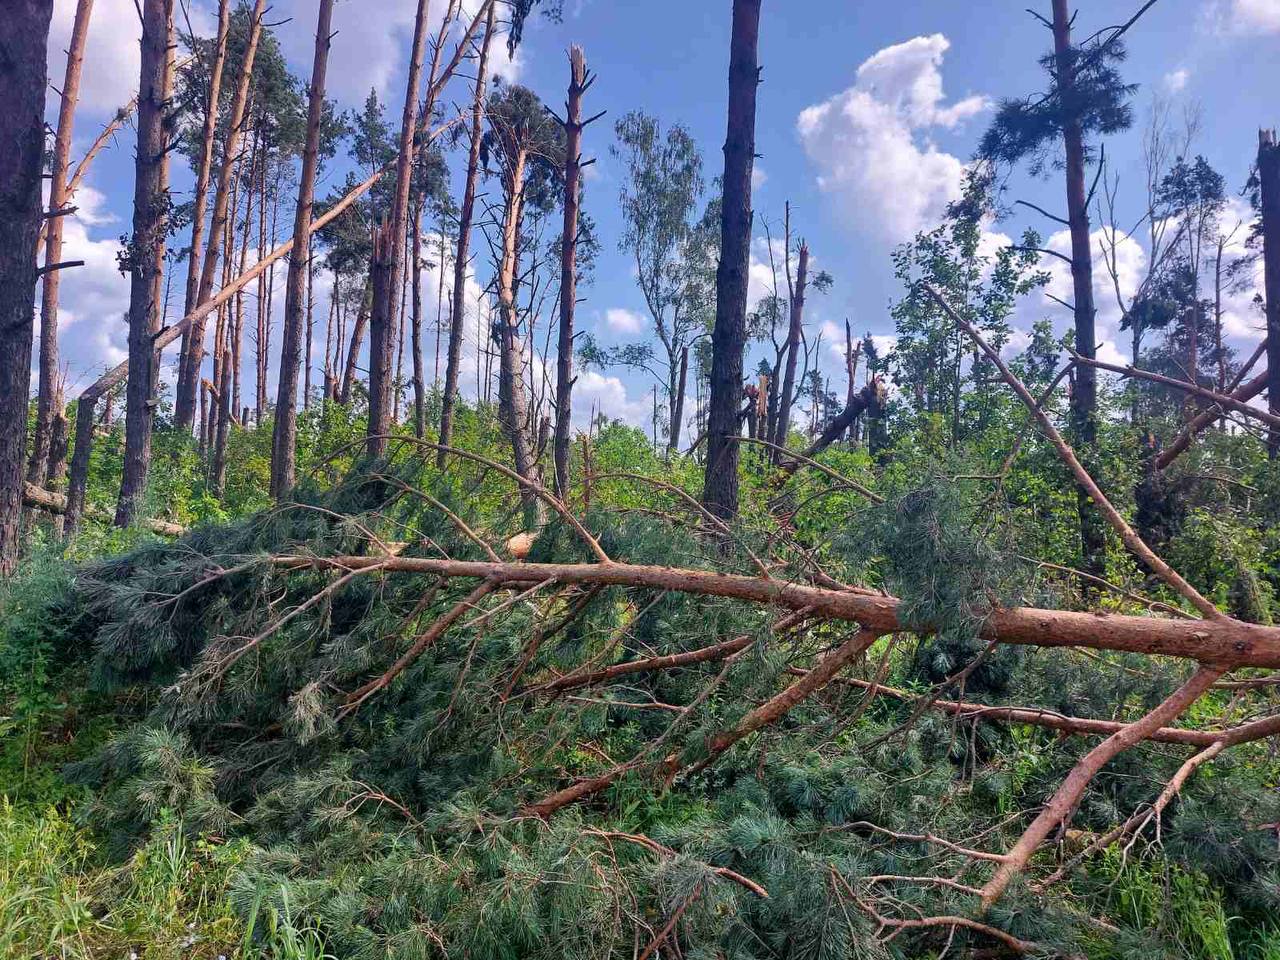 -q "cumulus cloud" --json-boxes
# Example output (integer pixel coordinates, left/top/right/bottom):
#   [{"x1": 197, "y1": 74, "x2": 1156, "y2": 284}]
[
  {"x1": 796, "y1": 34, "x2": 988, "y2": 244},
  {"x1": 49, "y1": 0, "x2": 143, "y2": 116},
  {"x1": 603, "y1": 307, "x2": 645, "y2": 335}
]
